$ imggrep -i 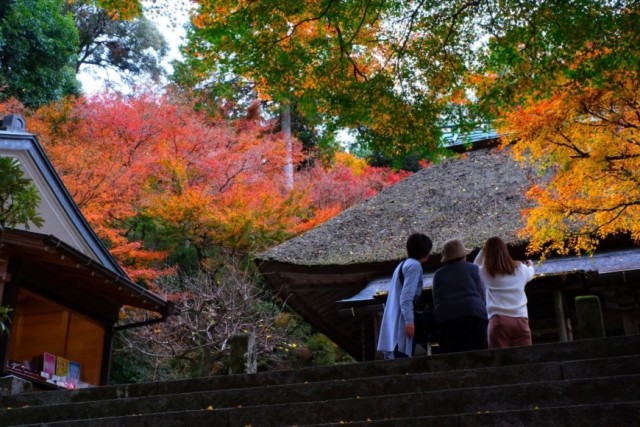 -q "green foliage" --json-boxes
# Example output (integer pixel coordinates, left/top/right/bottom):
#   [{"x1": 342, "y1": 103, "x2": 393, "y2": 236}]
[
  {"x1": 123, "y1": 213, "x2": 201, "y2": 276},
  {"x1": 306, "y1": 333, "x2": 353, "y2": 367},
  {"x1": 179, "y1": 0, "x2": 640, "y2": 159},
  {"x1": 365, "y1": 152, "x2": 424, "y2": 173},
  {"x1": 68, "y1": 0, "x2": 169, "y2": 85},
  {"x1": 166, "y1": 244, "x2": 200, "y2": 276},
  {"x1": 0, "y1": 156, "x2": 43, "y2": 336},
  {"x1": 0, "y1": 0, "x2": 80, "y2": 107},
  {"x1": 476, "y1": 0, "x2": 640, "y2": 116},
  {"x1": 176, "y1": 0, "x2": 480, "y2": 158},
  {"x1": 109, "y1": 336, "x2": 154, "y2": 384},
  {"x1": 0, "y1": 305, "x2": 12, "y2": 335},
  {"x1": 0, "y1": 157, "x2": 44, "y2": 230}
]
